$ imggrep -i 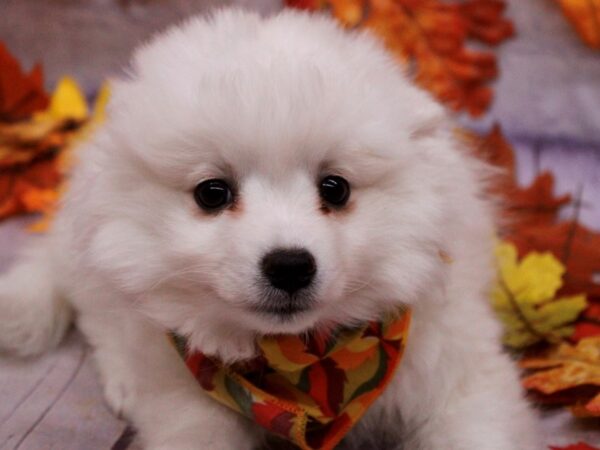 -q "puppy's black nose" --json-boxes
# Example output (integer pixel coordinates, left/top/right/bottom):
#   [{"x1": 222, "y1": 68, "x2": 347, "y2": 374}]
[{"x1": 261, "y1": 248, "x2": 316, "y2": 294}]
